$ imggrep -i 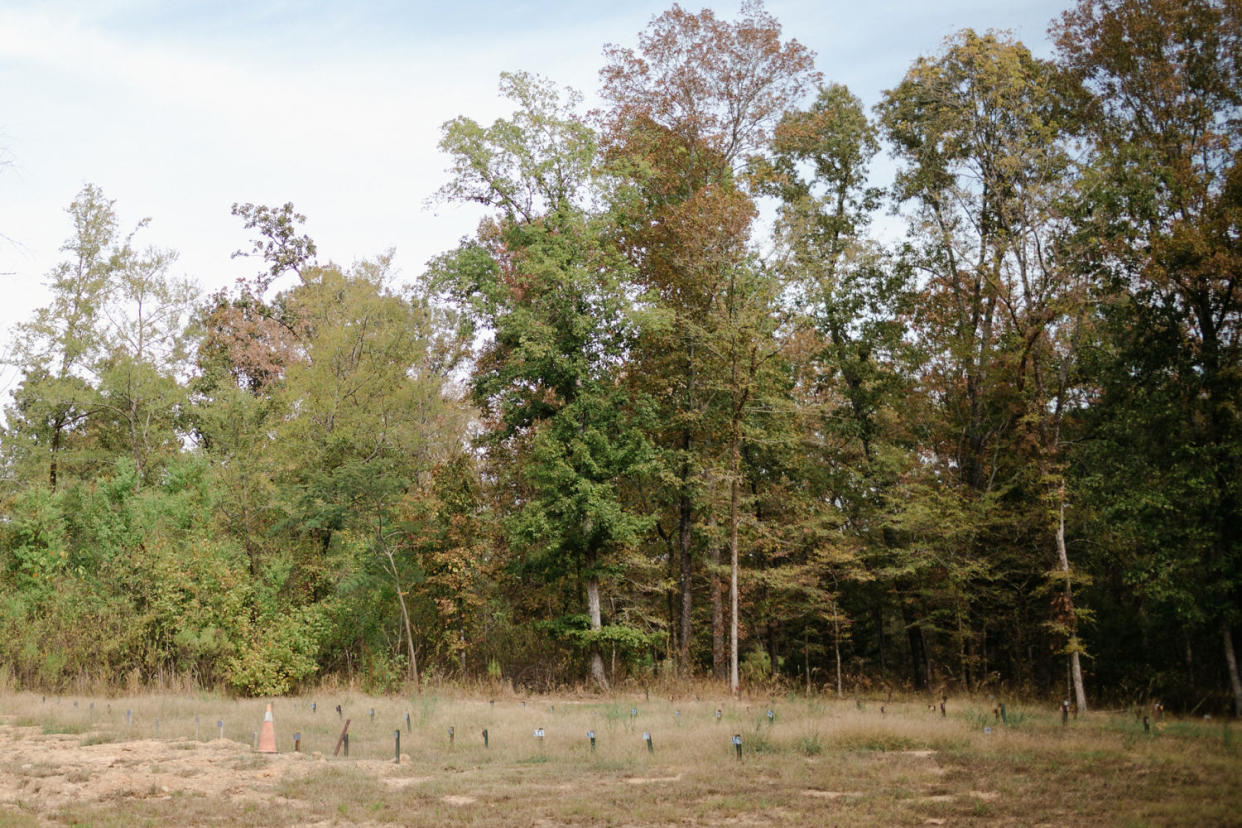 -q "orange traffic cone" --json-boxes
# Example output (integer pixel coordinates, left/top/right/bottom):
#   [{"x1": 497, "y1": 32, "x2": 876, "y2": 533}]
[{"x1": 257, "y1": 703, "x2": 277, "y2": 753}]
